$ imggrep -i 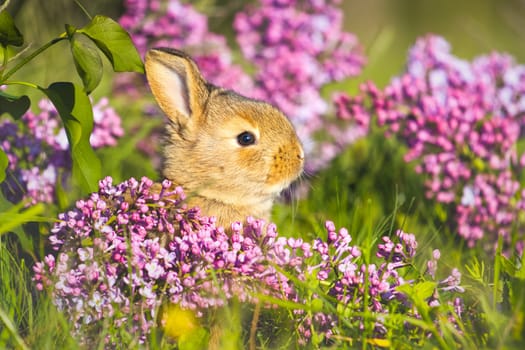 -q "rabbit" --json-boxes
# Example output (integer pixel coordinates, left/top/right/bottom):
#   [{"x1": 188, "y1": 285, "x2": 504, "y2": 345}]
[{"x1": 144, "y1": 48, "x2": 304, "y2": 228}]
